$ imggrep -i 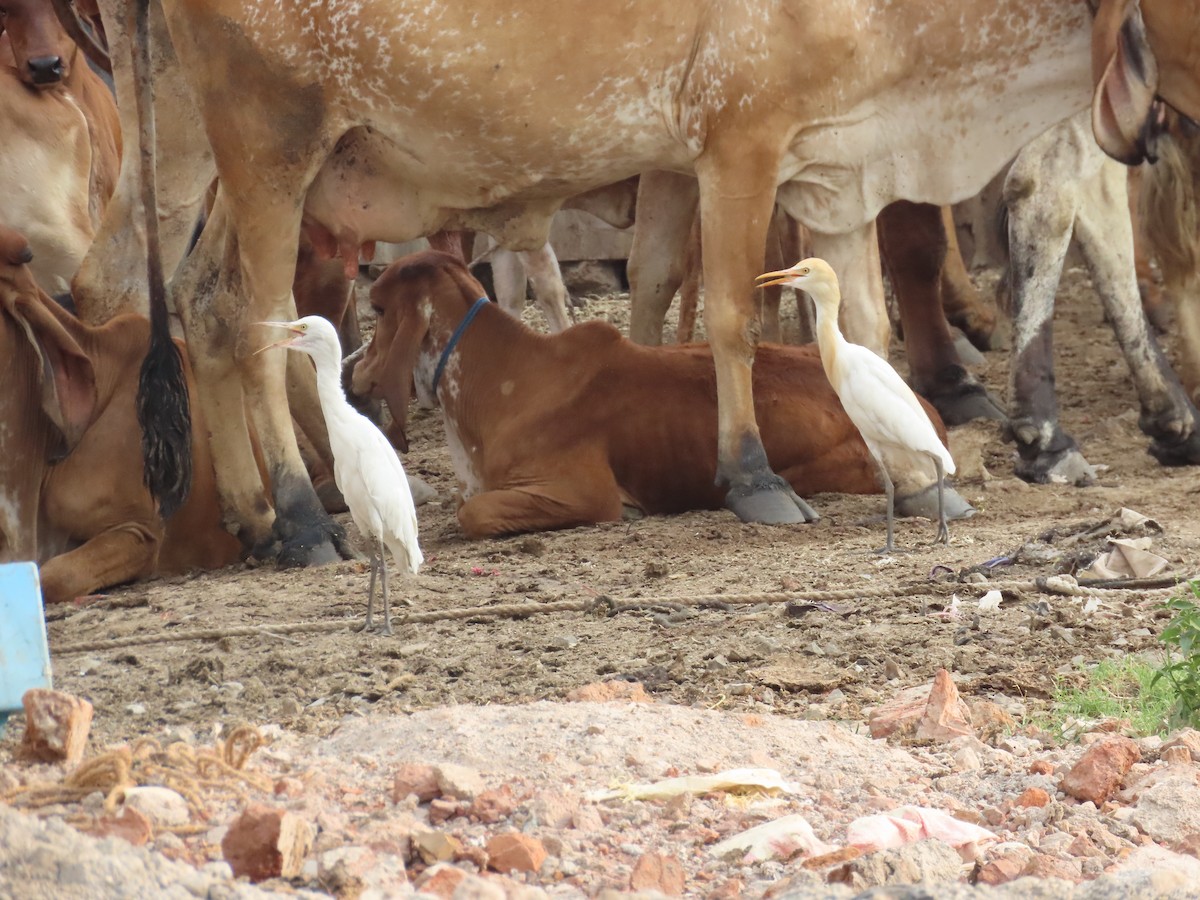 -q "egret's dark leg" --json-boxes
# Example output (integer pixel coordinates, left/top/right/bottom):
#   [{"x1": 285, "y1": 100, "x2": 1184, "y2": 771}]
[
  {"x1": 379, "y1": 537, "x2": 394, "y2": 636},
  {"x1": 874, "y1": 459, "x2": 896, "y2": 554},
  {"x1": 934, "y1": 457, "x2": 950, "y2": 545},
  {"x1": 362, "y1": 551, "x2": 379, "y2": 633}
]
